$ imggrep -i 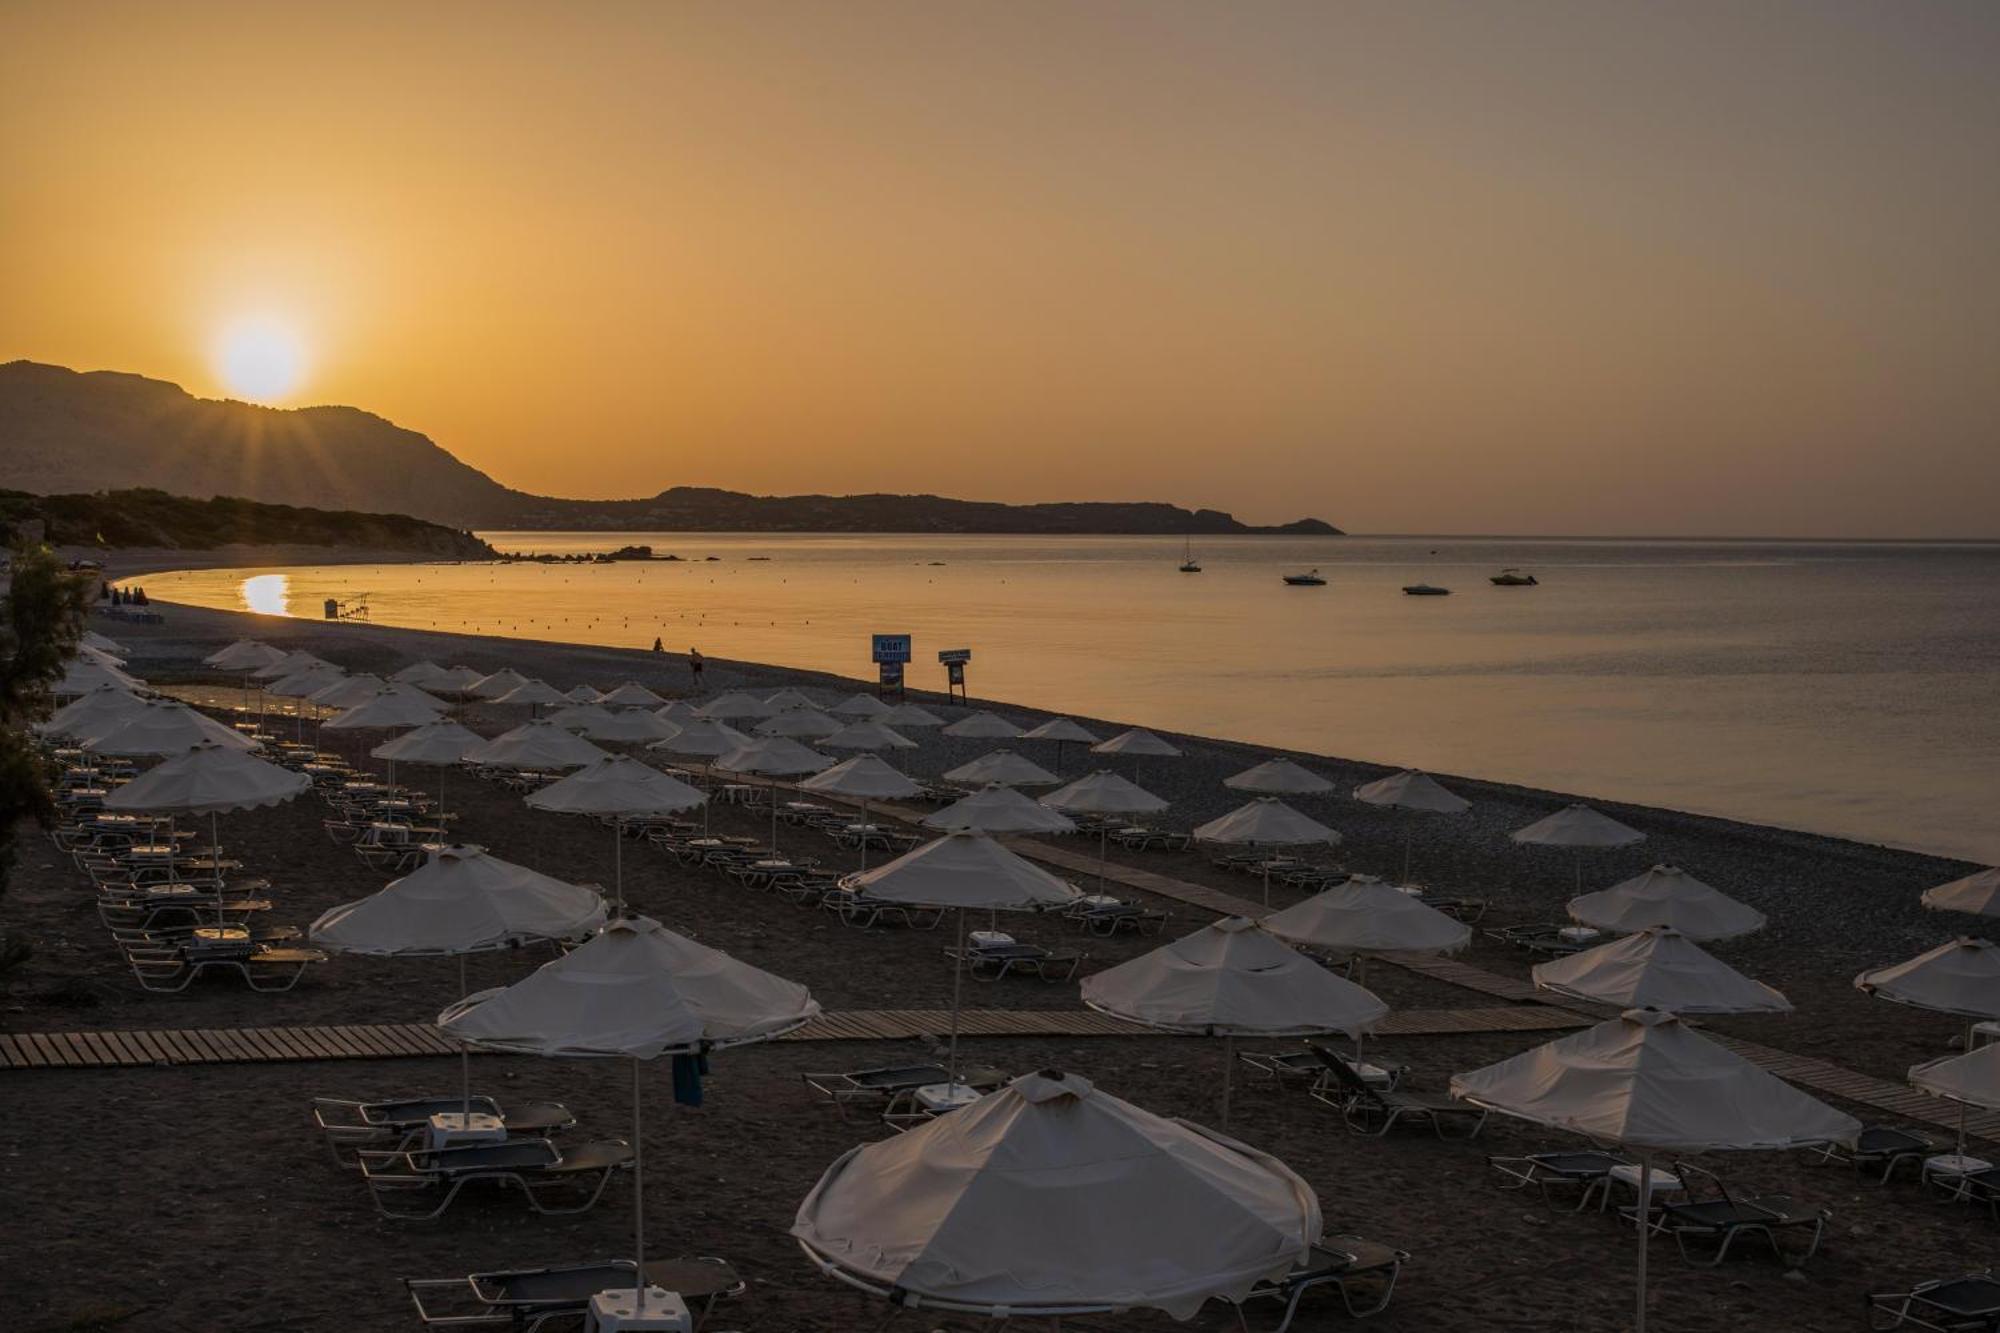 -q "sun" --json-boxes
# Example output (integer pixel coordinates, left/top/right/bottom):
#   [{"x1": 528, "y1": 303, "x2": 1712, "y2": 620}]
[{"x1": 214, "y1": 317, "x2": 308, "y2": 402}]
